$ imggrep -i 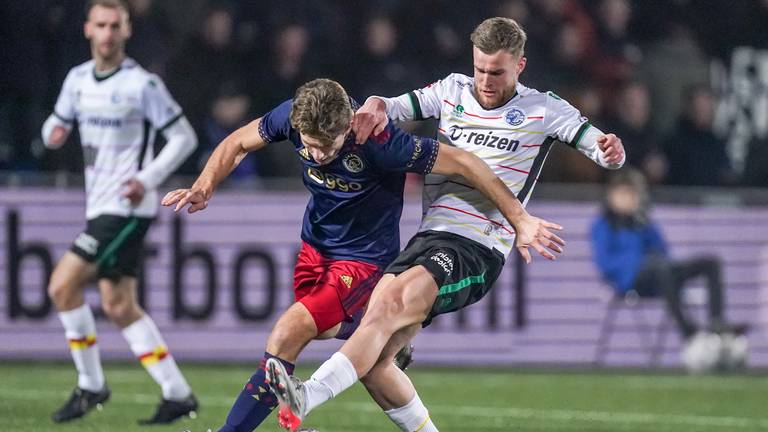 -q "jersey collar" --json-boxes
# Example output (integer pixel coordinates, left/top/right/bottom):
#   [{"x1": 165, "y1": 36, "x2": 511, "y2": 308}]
[{"x1": 92, "y1": 57, "x2": 134, "y2": 82}]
